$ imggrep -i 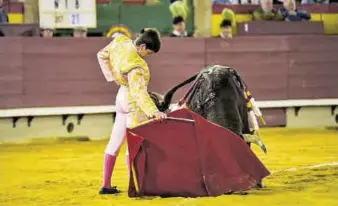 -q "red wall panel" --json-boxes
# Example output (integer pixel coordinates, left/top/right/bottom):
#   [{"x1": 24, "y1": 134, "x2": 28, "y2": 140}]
[{"x1": 0, "y1": 36, "x2": 337, "y2": 116}]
